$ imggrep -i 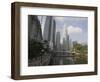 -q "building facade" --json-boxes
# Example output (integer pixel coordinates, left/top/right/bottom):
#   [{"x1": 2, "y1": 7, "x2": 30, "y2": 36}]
[
  {"x1": 56, "y1": 31, "x2": 61, "y2": 51},
  {"x1": 28, "y1": 15, "x2": 42, "y2": 41},
  {"x1": 43, "y1": 16, "x2": 56, "y2": 50}
]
